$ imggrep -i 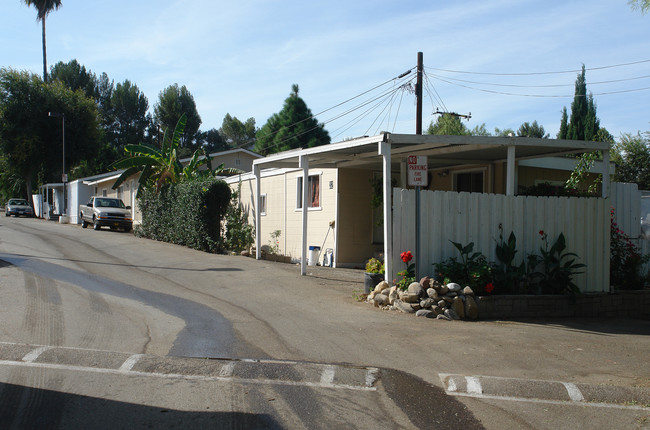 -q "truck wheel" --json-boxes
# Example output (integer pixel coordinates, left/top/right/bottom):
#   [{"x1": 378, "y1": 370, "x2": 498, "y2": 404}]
[
  {"x1": 81, "y1": 219, "x2": 88, "y2": 228},
  {"x1": 93, "y1": 218, "x2": 100, "y2": 230}
]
